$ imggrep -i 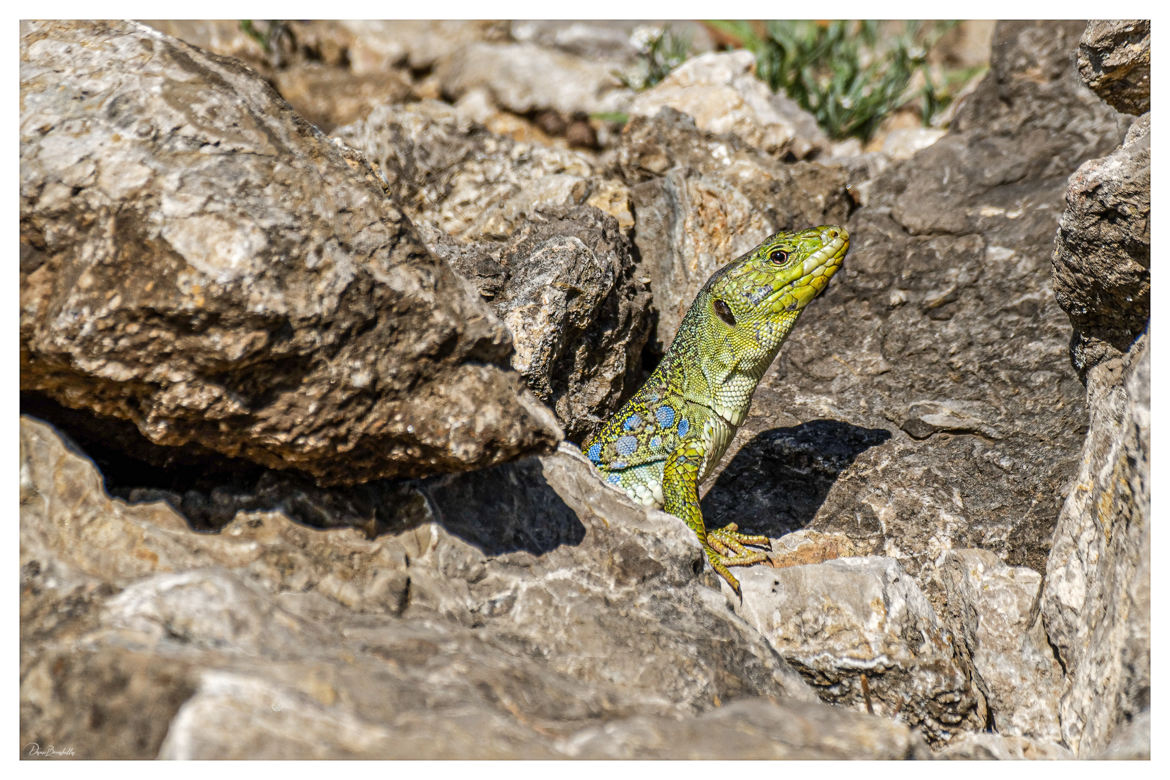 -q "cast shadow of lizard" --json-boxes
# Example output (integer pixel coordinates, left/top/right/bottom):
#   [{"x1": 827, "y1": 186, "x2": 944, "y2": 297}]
[{"x1": 700, "y1": 419, "x2": 891, "y2": 540}]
